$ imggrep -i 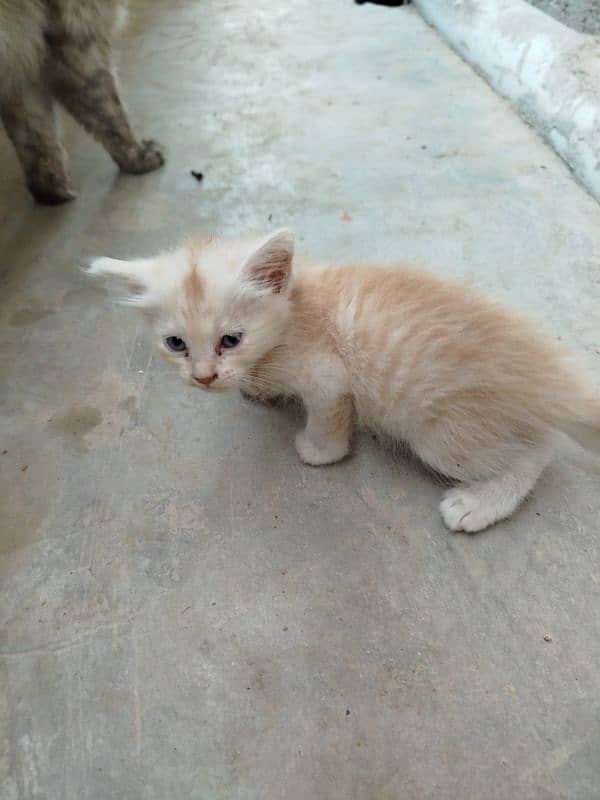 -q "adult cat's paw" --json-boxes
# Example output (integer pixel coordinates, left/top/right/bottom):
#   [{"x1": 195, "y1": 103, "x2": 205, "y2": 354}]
[
  {"x1": 119, "y1": 140, "x2": 165, "y2": 174},
  {"x1": 29, "y1": 184, "x2": 77, "y2": 205},
  {"x1": 440, "y1": 488, "x2": 499, "y2": 533},
  {"x1": 28, "y1": 175, "x2": 76, "y2": 205},
  {"x1": 295, "y1": 431, "x2": 349, "y2": 466}
]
